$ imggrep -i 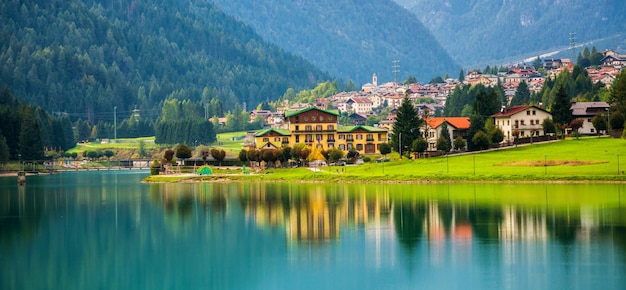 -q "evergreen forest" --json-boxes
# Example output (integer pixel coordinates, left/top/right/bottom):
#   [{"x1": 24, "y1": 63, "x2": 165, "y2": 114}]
[{"x1": 0, "y1": 0, "x2": 331, "y2": 126}]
